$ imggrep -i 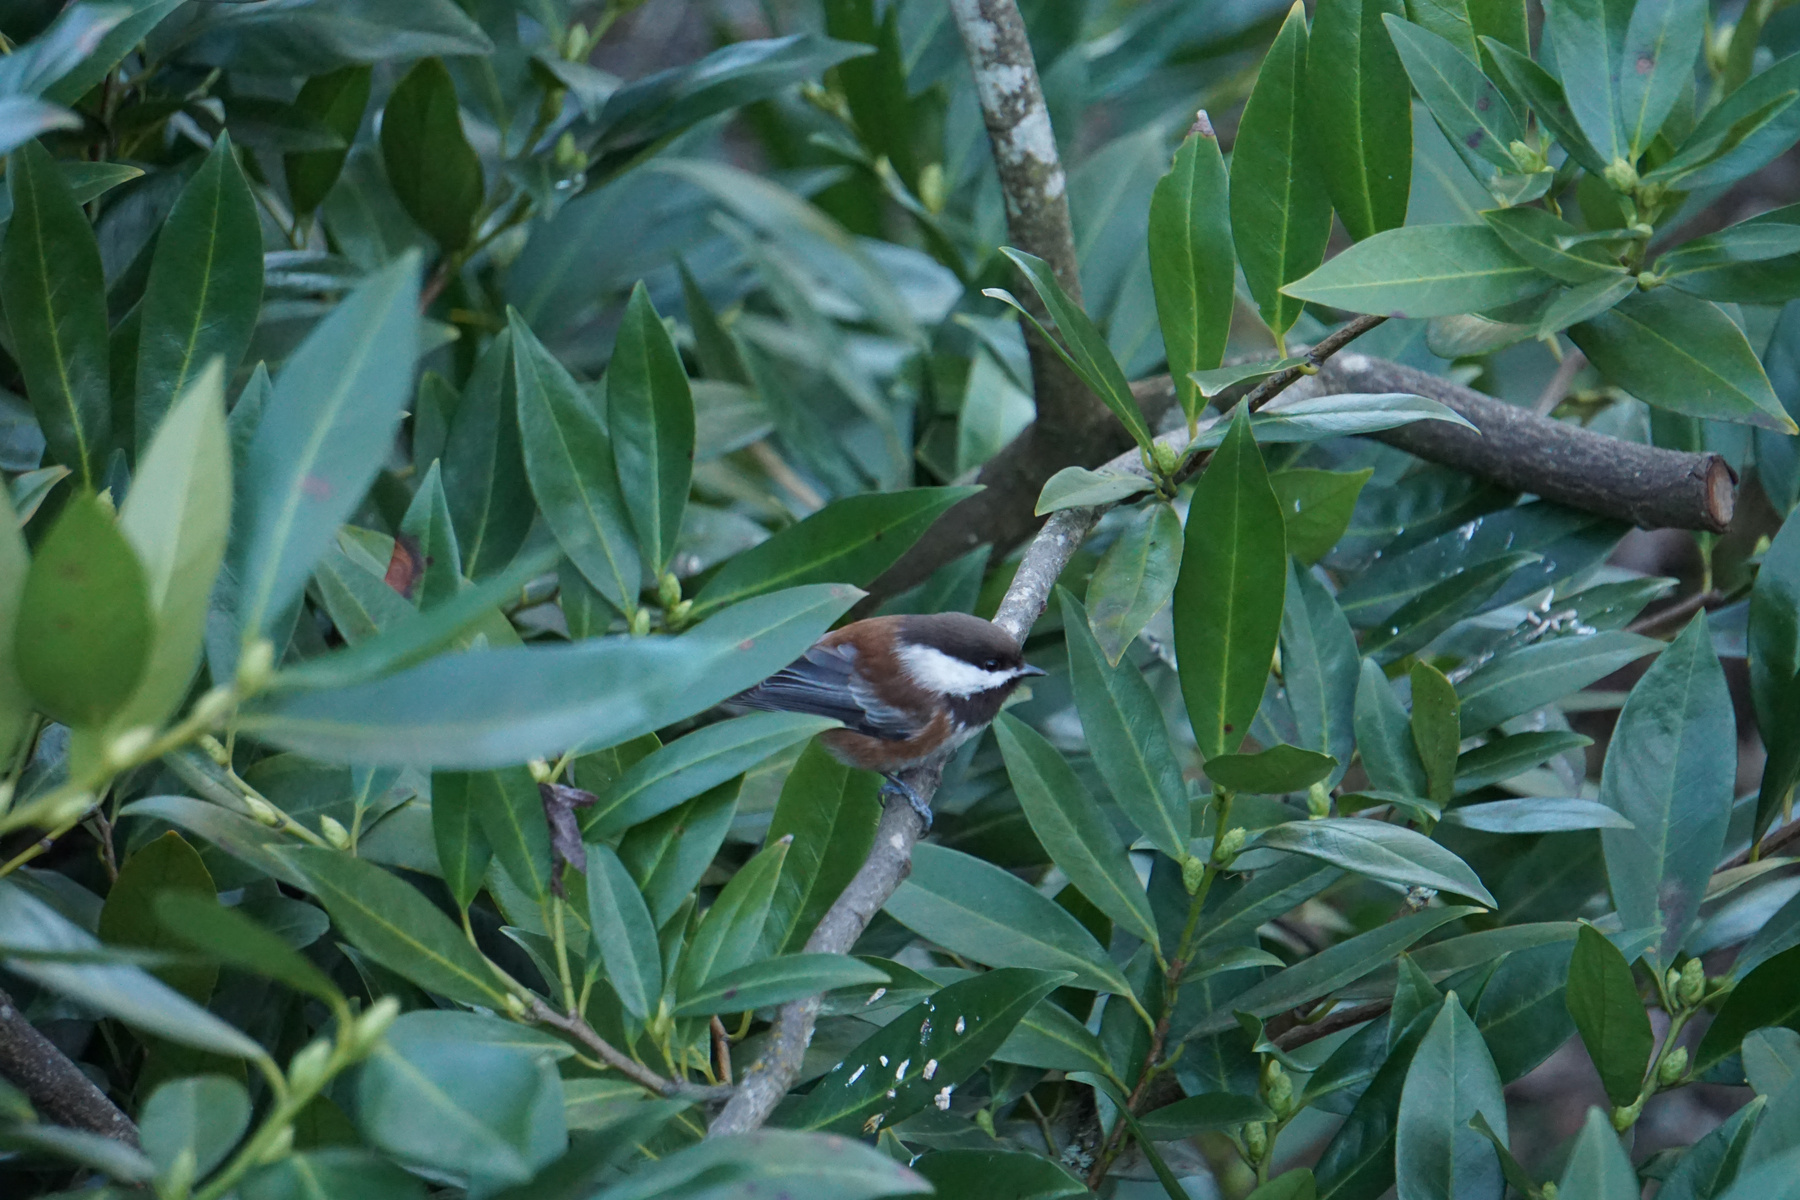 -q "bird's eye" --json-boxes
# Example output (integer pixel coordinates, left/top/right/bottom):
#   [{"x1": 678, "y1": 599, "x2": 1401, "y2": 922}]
[{"x1": 984, "y1": 658, "x2": 1000, "y2": 669}]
